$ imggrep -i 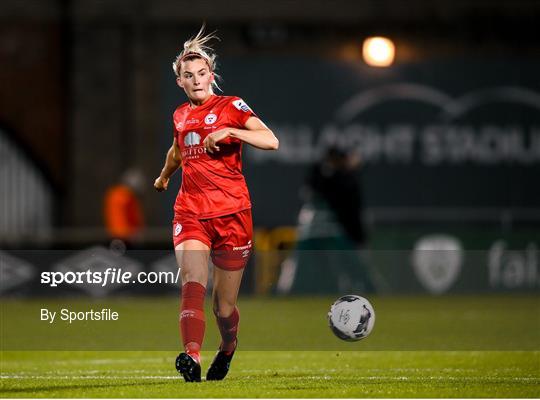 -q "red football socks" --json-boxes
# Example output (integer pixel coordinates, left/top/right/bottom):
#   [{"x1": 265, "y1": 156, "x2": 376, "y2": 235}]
[
  {"x1": 180, "y1": 281, "x2": 206, "y2": 363},
  {"x1": 216, "y1": 306, "x2": 239, "y2": 354}
]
